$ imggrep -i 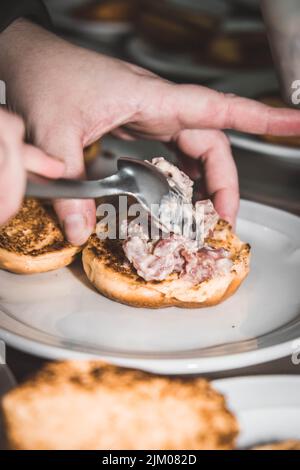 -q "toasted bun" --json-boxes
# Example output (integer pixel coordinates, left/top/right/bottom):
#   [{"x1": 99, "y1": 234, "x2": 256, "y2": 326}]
[
  {"x1": 82, "y1": 220, "x2": 250, "y2": 308},
  {"x1": 2, "y1": 361, "x2": 238, "y2": 450},
  {"x1": 73, "y1": 0, "x2": 137, "y2": 22},
  {"x1": 0, "y1": 199, "x2": 81, "y2": 274}
]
